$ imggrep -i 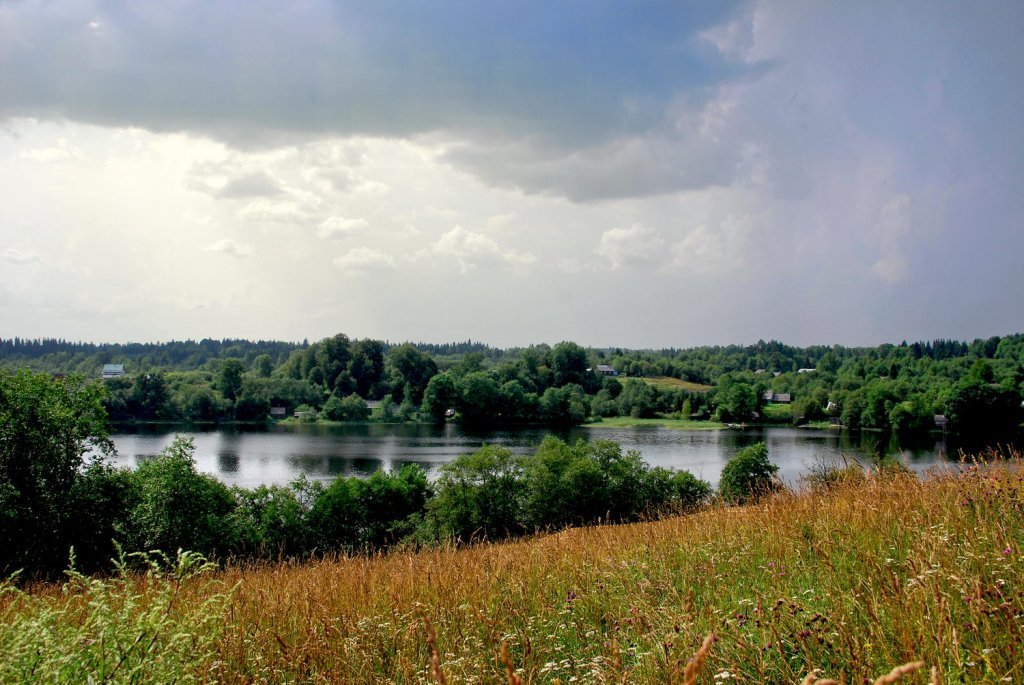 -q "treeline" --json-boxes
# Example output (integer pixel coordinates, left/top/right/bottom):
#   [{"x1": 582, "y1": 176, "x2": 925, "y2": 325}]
[
  {"x1": 4, "y1": 333, "x2": 1024, "y2": 436},
  {"x1": 1, "y1": 370, "x2": 731, "y2": 579}
]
